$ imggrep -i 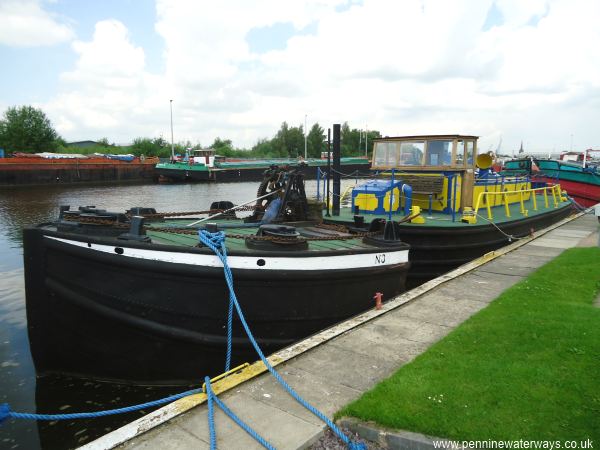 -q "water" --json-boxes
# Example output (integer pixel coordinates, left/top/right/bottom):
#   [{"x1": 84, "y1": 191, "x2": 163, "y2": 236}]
[{"x1": 0, "y1": 178, "x2": 357, "y2": 449}]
